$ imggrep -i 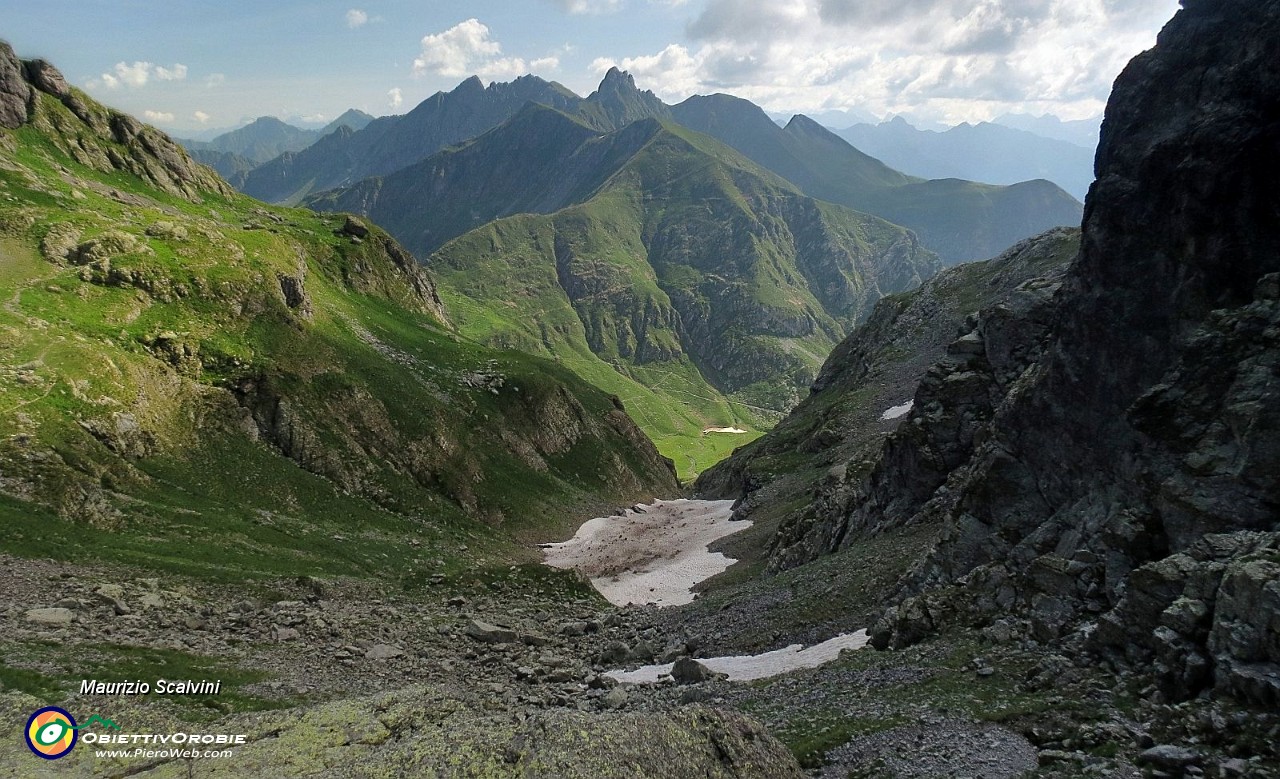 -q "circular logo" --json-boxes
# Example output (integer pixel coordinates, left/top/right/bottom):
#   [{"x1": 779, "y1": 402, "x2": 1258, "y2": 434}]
[{"x1": 25, "y1": 707, "x2": 77, "y2": 760}]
